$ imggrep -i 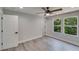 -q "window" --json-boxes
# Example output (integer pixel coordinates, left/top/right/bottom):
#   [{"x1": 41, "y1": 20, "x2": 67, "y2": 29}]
[
  {"x1": 64, "y1": 16, "x2": 77, "y2": 35},
  {"x1": 54, "y1": 18, "x2": 61, "y2": 32}
]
